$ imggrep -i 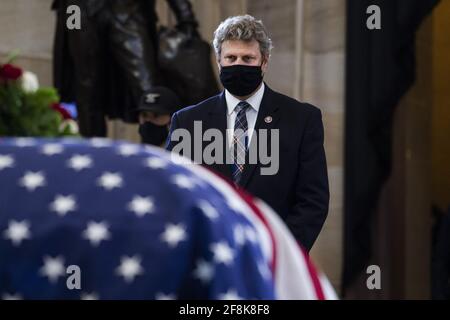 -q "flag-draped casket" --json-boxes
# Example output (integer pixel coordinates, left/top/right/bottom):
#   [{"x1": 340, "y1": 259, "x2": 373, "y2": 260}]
[{"x1": 0, "y1": 138, "x2": 336, "y2": 300}]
